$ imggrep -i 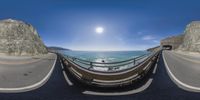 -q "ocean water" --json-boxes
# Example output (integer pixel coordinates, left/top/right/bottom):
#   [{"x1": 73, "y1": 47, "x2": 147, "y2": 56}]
[{"x1": 59, "y1": 50, "x2": 149, "y2": 63}]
